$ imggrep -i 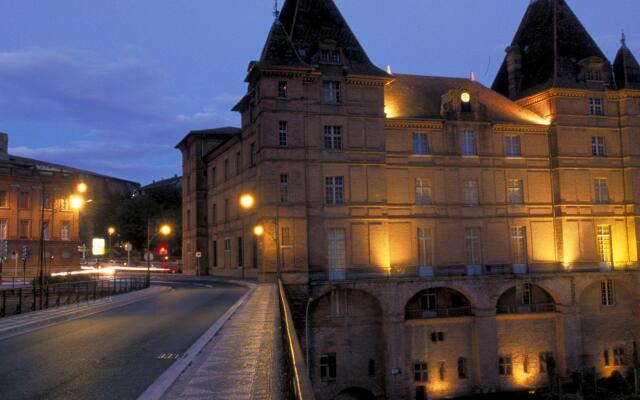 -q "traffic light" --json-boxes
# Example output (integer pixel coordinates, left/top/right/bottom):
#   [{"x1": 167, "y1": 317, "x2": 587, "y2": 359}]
[
  {"x1": 157, "y1": 244, "x2": 170, "y2": 256},
  {"x1": 21, "y1": 246, "x2": 29, "y2": 261}
]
